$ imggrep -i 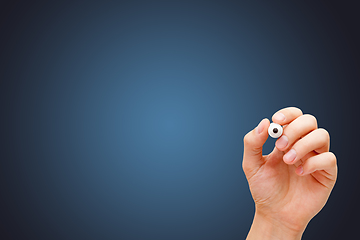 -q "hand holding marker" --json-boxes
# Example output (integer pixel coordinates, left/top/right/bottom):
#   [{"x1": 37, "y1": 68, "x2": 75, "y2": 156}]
[{"x1": 243, "y1": 107, "x2": 338, "y2": 240}]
